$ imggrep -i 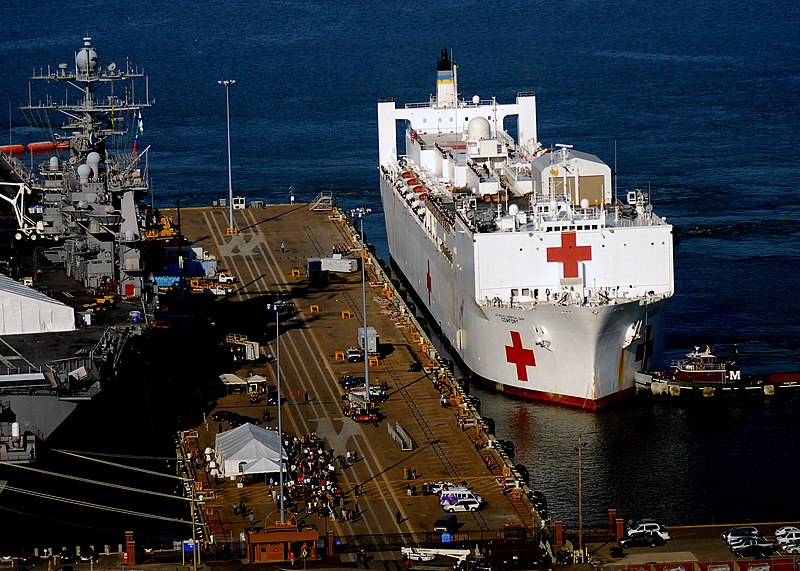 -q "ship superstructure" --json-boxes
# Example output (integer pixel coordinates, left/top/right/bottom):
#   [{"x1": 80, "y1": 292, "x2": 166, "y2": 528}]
[
  {"x1": 377, "y1": 50, "x2": 674, "y2": 408},
  {"x1": 0, "y1": 36, "x2": 152, "y2": 298}
]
